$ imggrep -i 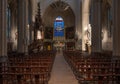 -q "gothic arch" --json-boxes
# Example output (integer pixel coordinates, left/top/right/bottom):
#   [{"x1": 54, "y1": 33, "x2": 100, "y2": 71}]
[{"x1": 42, "y1": 1, "x2": 75, "y2": 28}]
